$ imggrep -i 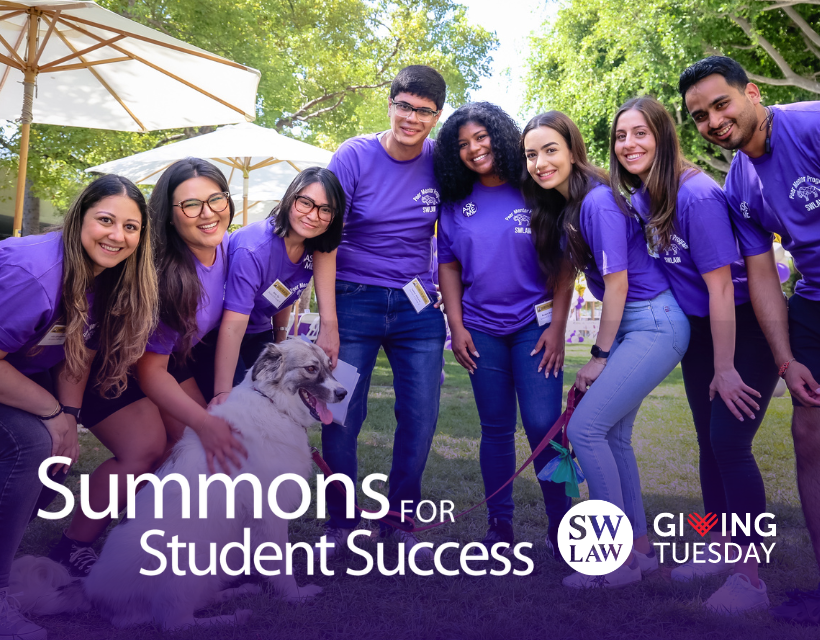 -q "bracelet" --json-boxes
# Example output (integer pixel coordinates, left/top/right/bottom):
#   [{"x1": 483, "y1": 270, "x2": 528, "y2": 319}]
[
  {"x1": 276, "y1": 326, "x2": 288, "y2": 332},
  {"x1": 778, "y1": 358, "x2": 796, "y2": 379},
  {"x1": 37, "y1": 402, "x2": 63, "y2": 421},
  {"x1": 214, "y1": 391, "x2": 230, "y2": 397}
]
